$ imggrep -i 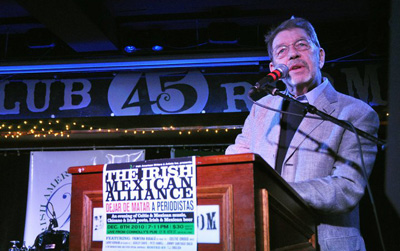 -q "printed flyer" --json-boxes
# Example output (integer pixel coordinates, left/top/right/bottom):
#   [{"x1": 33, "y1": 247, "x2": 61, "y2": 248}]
[{"x1": 102, "y1": 156, "x2": 197, "y2": 251}]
